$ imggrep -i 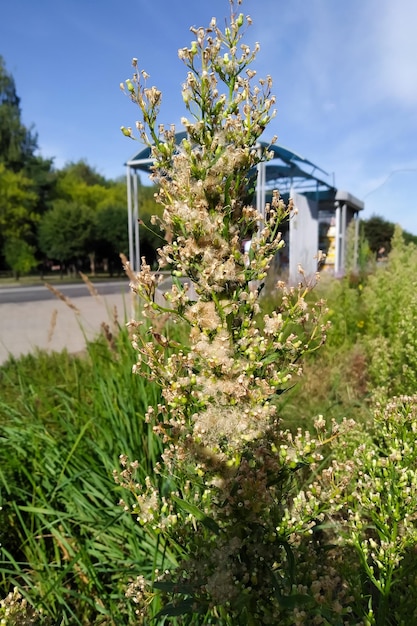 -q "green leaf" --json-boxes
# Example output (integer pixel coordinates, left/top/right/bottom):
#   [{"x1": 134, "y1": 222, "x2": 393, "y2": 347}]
[
  {"x1": 153, "y1": 581, "x2": 195, "y2": 595},
  {"x1": 280, "y1": 539, "x2": 296, "y2": 584},
  {"x1": 155, "y1": 598, "x2": 197, "y2": 617},
  {"x1": 18, "y1": 506, "x2": 65, "y2": 515},
  {"x1": 276, "y1": 593, "x2": 312, "y2": 610},
  {"x1": 171, "y1": 495, "x2": 220, "y2": 534}
]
